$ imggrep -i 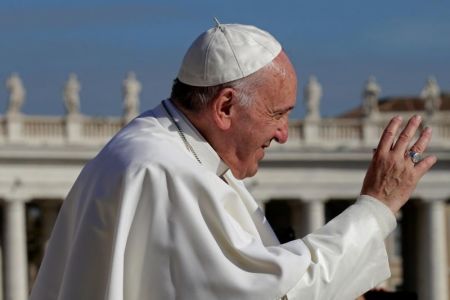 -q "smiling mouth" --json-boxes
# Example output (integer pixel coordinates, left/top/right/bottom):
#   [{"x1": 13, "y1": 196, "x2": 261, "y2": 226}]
[{"x1": 262, "y1": 140, "x2": 272, "y2": 148}]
